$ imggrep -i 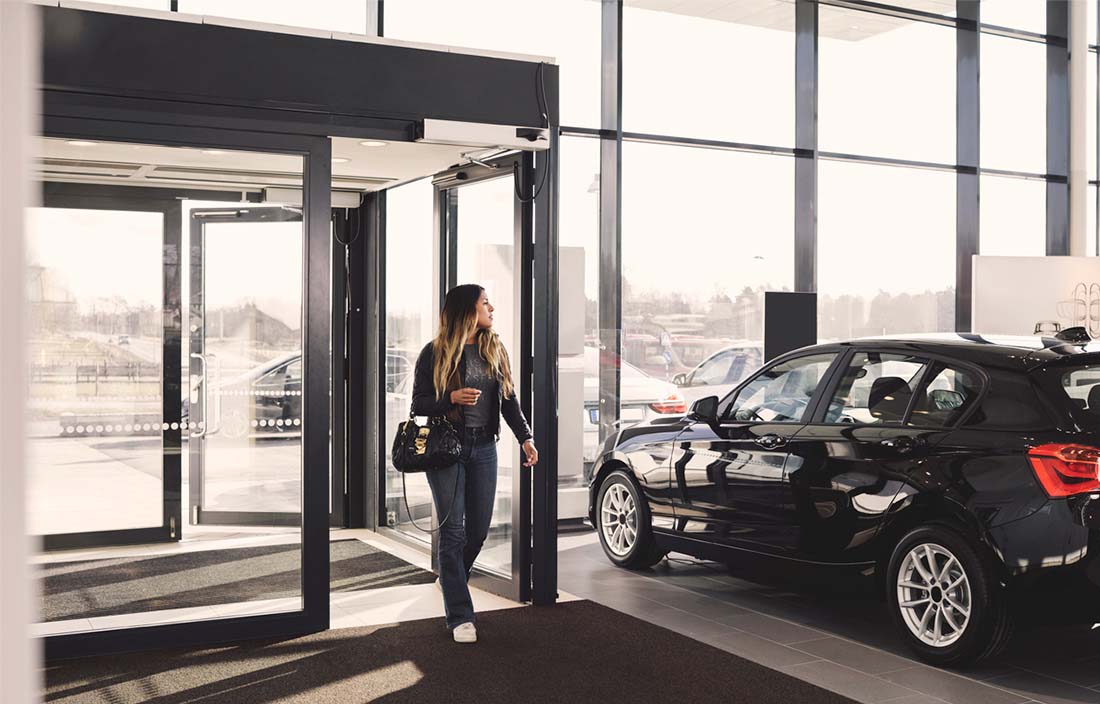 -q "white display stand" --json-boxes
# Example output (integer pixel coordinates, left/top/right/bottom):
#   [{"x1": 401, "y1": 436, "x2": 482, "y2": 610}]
[{"x1": 972, "y1": 255, "x2": 1100, "y2": 337}]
